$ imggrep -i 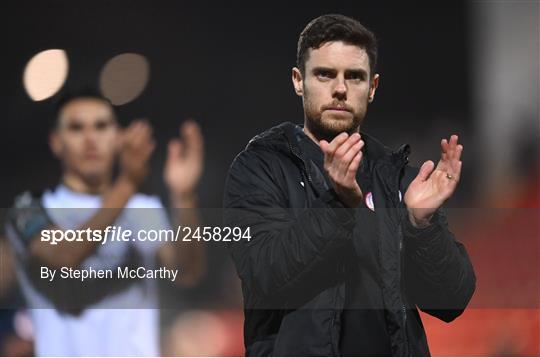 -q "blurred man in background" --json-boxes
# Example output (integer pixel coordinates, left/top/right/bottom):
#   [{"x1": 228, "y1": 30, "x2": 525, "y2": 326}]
[
  {"x1": 224, "y1": 14, "x2": 476, "y2": 356},
  {"x1": 5, "y1": 89, "x2": 205, "y2": 356}
]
